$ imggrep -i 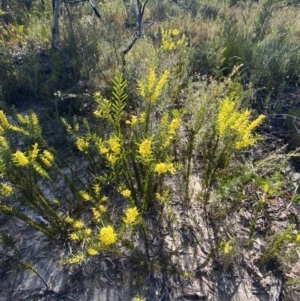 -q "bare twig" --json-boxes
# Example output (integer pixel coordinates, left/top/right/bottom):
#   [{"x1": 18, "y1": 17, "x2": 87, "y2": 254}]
[{"x1": 122, "y1": 0, "x2": 150, "y2": 56}]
